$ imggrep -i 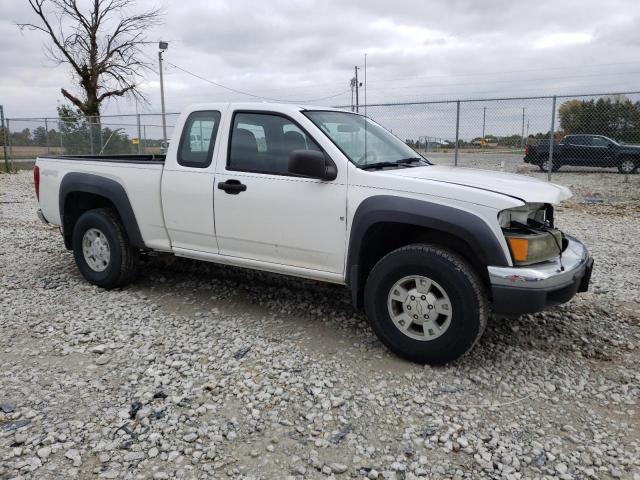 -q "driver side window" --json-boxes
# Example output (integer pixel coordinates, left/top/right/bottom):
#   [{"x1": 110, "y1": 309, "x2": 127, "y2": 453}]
[
  {"x1": 591, "y1": 137, "x2": 609, "y2": 147},
  {"x1": 228, "y1": 112, "x2": 322, "y2": 175}
]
